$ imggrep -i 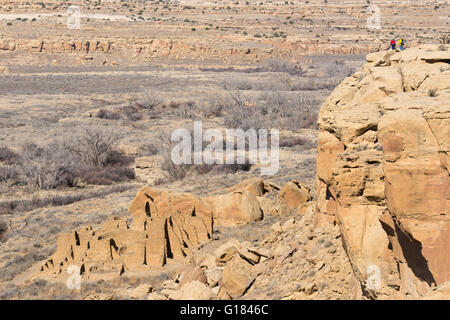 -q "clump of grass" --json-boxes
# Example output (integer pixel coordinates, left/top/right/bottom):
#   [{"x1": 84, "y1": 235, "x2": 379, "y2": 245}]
[
  {"x1": 428, "y1": 88, "x2": 437, "y2": 97},
  {"x1": 0, "y1": 184, "x2": 134, "y2": 214}
]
